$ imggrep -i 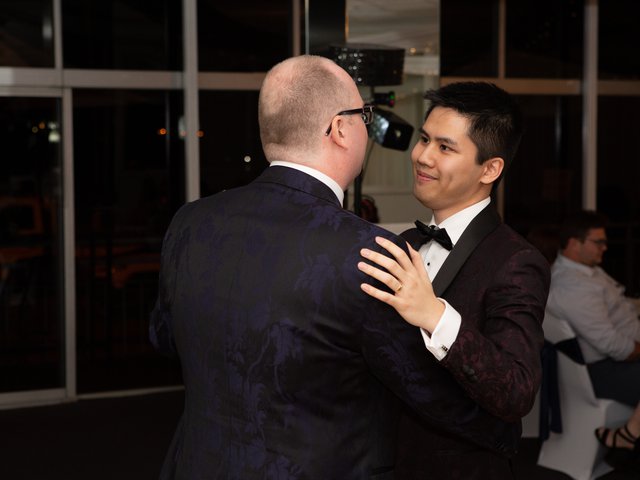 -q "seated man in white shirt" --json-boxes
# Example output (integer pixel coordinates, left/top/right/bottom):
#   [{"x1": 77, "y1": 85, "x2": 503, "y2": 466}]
[{"x1": 546, "y1": 210, "x2": 640, "y2": 453}]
